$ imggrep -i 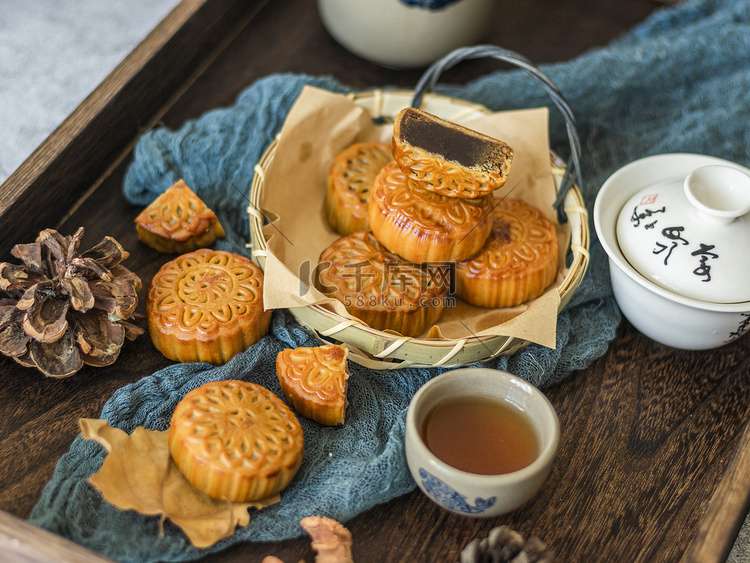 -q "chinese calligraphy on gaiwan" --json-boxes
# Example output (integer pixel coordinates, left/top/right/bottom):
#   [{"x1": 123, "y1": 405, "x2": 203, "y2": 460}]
[{"x1": 616, "y1": 175, "x2": 748, "y2": 305}]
